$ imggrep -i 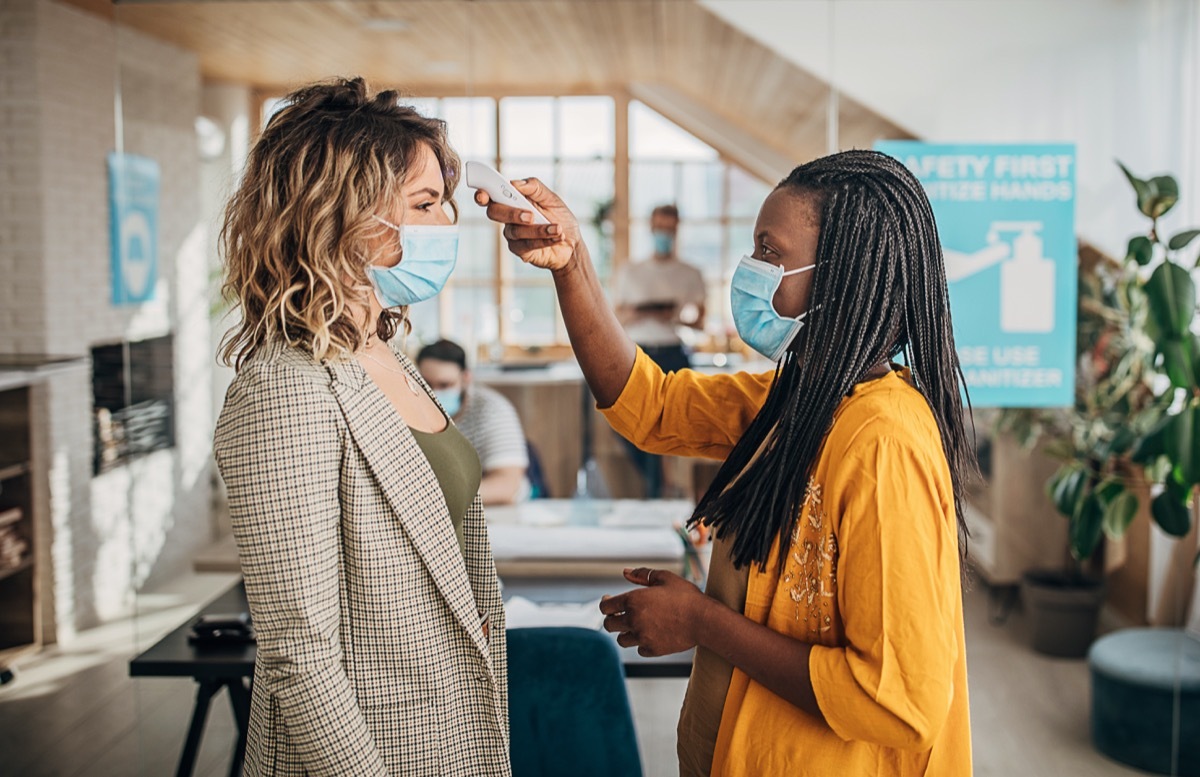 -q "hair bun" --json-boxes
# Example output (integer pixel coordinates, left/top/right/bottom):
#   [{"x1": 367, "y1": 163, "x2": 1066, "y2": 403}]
[{"x1": 291, "y1": 77, "x2": 369, "y2": 114}]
